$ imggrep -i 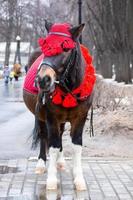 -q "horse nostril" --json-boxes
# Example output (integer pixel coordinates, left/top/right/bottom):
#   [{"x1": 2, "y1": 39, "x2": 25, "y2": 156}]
[{"x1": 39, "y1": 75, "x2": 51, "y2": 90}]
